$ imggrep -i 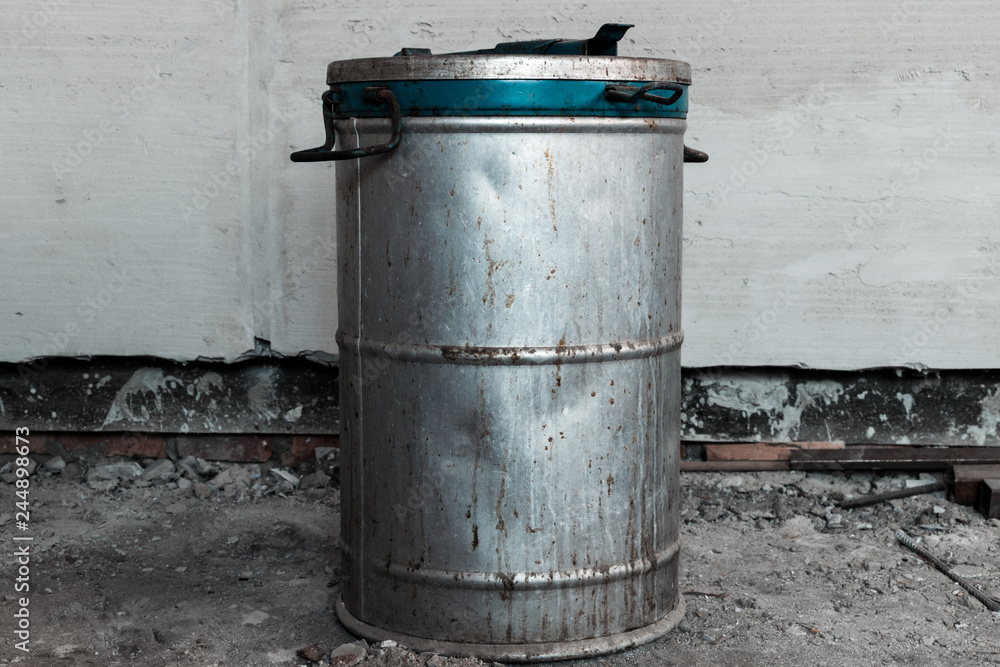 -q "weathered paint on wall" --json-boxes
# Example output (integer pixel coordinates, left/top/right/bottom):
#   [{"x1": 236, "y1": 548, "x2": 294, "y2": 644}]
[
  {"x1": 4, "y1": 358, "x2": 998, "y2": 447},
  {"x1": 0, "y1": 358, "x2": 339, "y2": 434},
  {"x1": 682, "y1": 368, "x2": 1000, "y2": 446},
  {"x1": 2, "y1": 1, "x2": 998, "y2": 369}
]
